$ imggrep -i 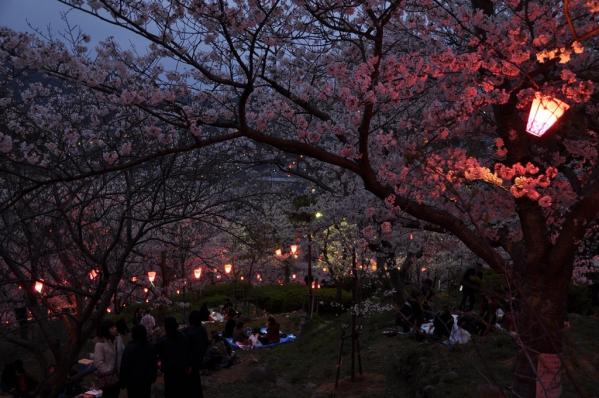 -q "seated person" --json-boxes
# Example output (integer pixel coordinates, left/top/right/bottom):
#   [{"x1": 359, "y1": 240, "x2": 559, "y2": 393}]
[
  {"x1": 203, "y1": 332, "x2": 235, "y2": 370},
  {"x1": 432, "y1": 307, "x2": 454, "y2": 339},
  {"x1": 248, "y1": 328, "x2": 262, "y2": 348},
  {"x1": 395, "y1": 292, "x2": 424, "y2": 333},
  {"x1": 233, "y1": 321, "x2": 250, "y2": 345},
  {"x1": 265, "y1": 316, "x2": 280, "y2": 344},
  {"x1": 459, "y1": 312, "x2": 486, "y2": 336}
]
